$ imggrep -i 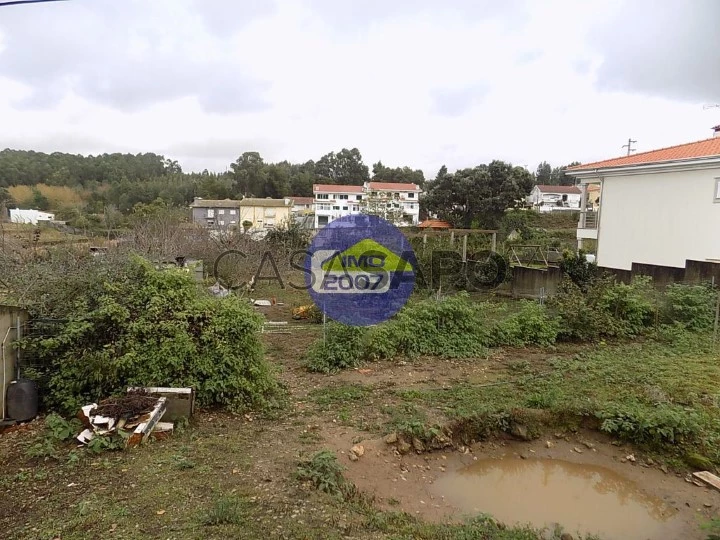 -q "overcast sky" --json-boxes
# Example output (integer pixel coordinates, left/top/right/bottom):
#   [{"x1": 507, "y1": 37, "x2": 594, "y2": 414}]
[{"x1": 1, "y1": 0, "x2": 719, "y2": 177}]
